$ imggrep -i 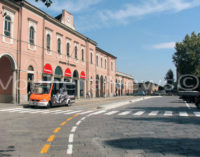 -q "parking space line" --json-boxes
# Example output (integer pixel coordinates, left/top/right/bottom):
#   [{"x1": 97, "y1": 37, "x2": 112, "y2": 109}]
[
  {"x1": 164, "y1": 111, "x2": 173, "y2": 116},
  {"x1": 118, "y1": 111, "x2": 131, "y2": 116},
  {"x1": 194, "y1": 112, "x2": 200, "y2": 117},
  {"x1": 179, "y1": 112, "x2": 189, "y2": 117},
  {"x1": 105, "y1": 111, "x2": 119, "y2": 115},
  {"x1": 149, "y1": 111, "x2": 159, "y2": 116}
]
